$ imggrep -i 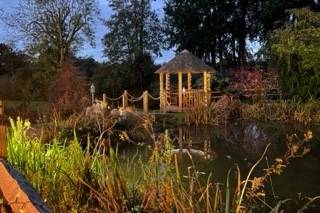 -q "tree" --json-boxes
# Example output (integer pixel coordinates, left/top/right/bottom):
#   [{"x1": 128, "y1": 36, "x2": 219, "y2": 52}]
[
  {"x1": 164, "y1": 0, "x2": 320, "y2": 71},
  {"x1": 103, "y1": 0, "x2": 163, "y2": 64},
  {"x1": 7, "y1": 0, "x2": 98, "y2": 67},
  {"x1": 55, "y1": 58, "x2": 89, "y2": 114},
  {"x1": 75, "y1": 57, "x2": 98, "y2": 78},
  {"x1": 164, "y1": 0, "x2": 261, "y2": 70},
  {"x1": 0, "y1": 43, "x2": 54, "y2": 100},
  {"x1": 271, "y1": 7, "x2": 320, "y2": 99},
  {"x1": 259, "y1": 0, "x2": 320, "y2": 42},
  {"x1": 0, "y1": 43, "x2": 29, "y2": 76}
]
